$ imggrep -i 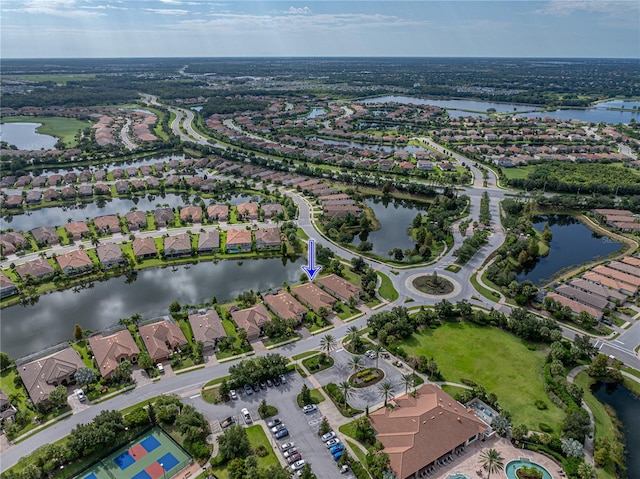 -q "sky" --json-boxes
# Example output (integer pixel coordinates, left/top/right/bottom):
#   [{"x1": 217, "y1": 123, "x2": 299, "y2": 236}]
[{"x1": 1, "y1": 0, "x2": 639, "y2": 59}]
